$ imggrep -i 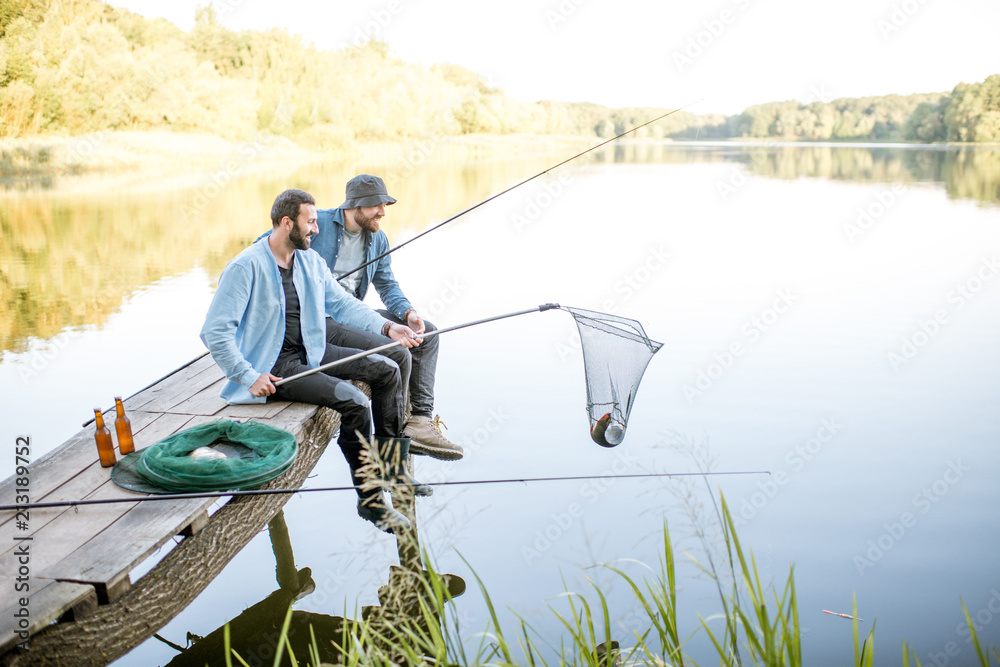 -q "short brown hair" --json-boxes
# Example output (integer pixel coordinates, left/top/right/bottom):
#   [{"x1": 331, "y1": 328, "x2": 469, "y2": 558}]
[{"x1": 270, "y1": 189, "x2": 316, "y2": 226}]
